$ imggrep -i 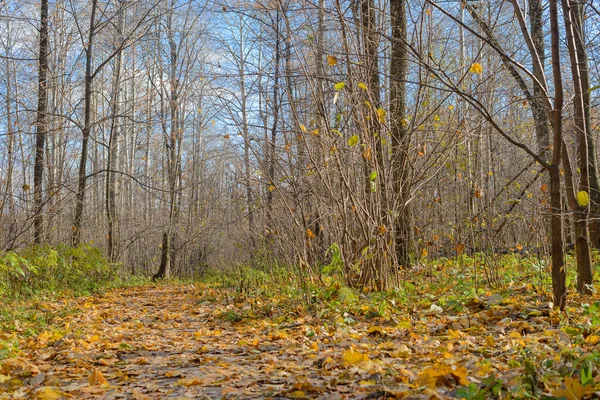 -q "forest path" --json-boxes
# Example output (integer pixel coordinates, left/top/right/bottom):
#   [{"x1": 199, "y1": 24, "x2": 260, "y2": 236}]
[{"x1": 2, "y1": 284, "x2": 598, "y2": 399}]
